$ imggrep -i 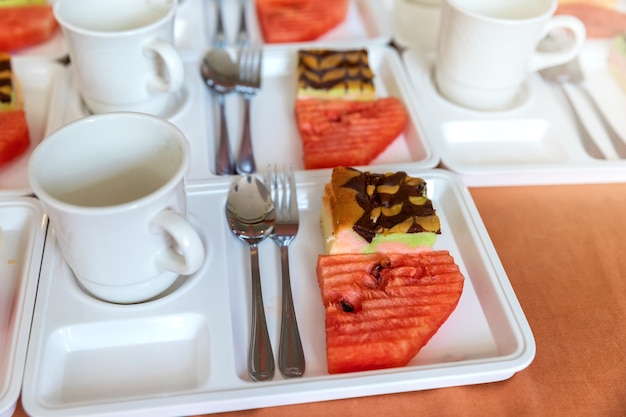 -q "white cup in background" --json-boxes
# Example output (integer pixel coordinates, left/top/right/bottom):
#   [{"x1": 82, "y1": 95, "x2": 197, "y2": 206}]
[
  {"x1": 28, "y1": 112, "x2": 205, "y2": 304},
  {"x1": 54, "y1": 0, "x2": 185, "y2": 116},
  {"x1": 435, "y1": 0, "x2": 586, "y2": 111}
]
